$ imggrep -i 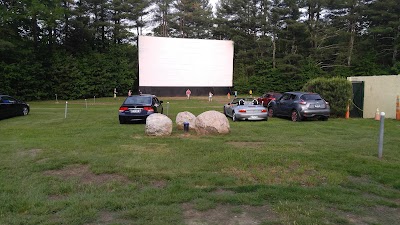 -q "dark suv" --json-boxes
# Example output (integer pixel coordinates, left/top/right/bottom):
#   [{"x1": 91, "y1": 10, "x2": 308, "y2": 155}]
[
  {"x1": 118, "y1": 94, "x2": 163, "y2": 124},
  {"x1": 267, "y1": 92, "x2": 330, "y2": 121}
]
